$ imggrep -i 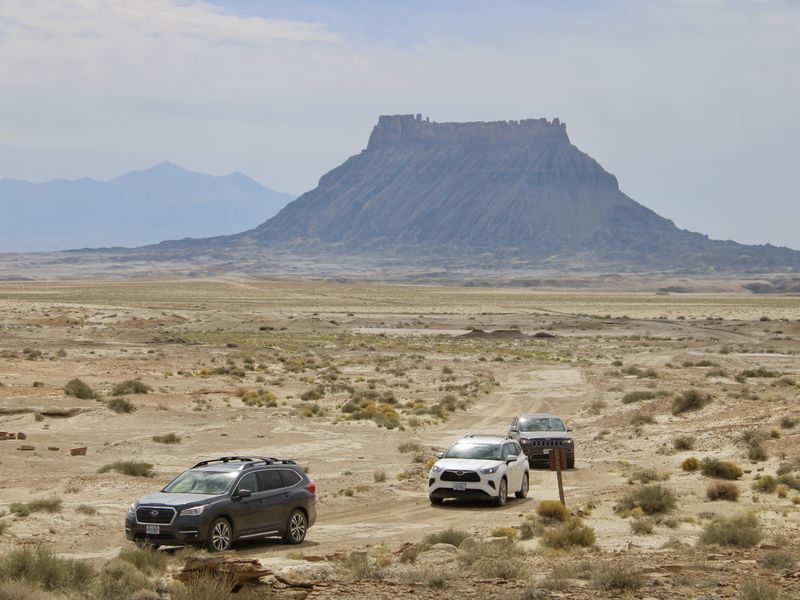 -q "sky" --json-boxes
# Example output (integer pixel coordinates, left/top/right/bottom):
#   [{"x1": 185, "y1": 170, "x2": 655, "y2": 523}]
[{"x1": 0, "y1": 0, "x2": 798, "y2": 249}]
